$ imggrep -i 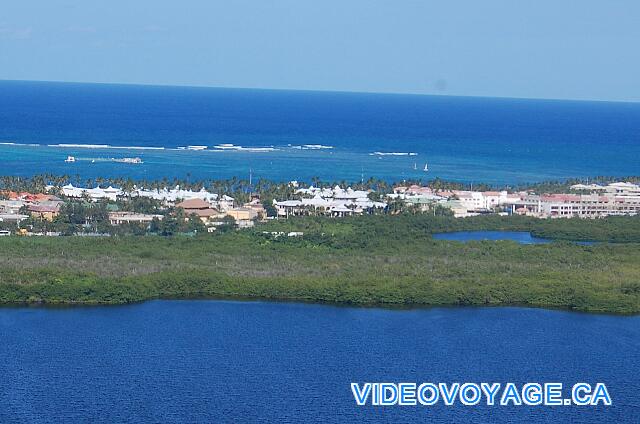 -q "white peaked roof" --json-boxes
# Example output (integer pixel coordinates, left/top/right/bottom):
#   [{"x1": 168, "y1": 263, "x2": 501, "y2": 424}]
[
  {"x1": 570, "y1": 183, "x2": 606, "y2": 191},
  {"x1": 571, "y1": 184, "x2": 590, "y2": 190},
  {"x1": 131, "y1": 187, "x2": 221, "y2": 202},
  {"x1": 296, "y1": 187, "x2": 315, "y2": 195},
  {"x1": 354, "y1": 199, "x2": 387, "y2": 208},
  {"x1": 334, "y1": 188, "x2": 369, "y2": 199},
  {"x1": 60, "y1": 185, "x2": 123, "y2": 200},
  {"x1": 609, "y1": 182, "x2": 633, "y2": 187},
  {"x1": 276, "y1": 185, "x2": 386, "y2": 211},
  {"x1": 275, "y1": 200, "x2": 303, "y2": 207},
  {"x1": 296, "y1": 185, "x2": 372, "y2": 199},
  {"x1": 331, "y1": 205, "x2": 353, "y2": 212},
  {"x1": 58, "y1": 184, "x2": 226, "y2": 203},
  {"x1": 608, "y1": 182, "x2": 640, "y2": 190},
  {"x1": 406, "y1": 193, "x2": 444, "y2": 201},
  {"x1": 303, "y1": 195, "x2": 332, "y2": 207}
]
